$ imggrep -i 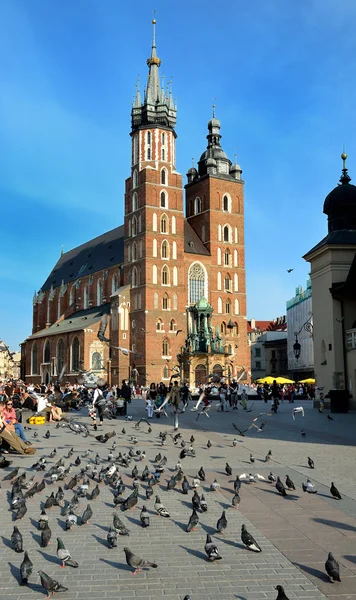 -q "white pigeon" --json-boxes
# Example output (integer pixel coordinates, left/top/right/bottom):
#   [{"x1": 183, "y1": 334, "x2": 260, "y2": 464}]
[
  {"x1": 238, "y1": 473, "x2": 249, "y2": 482},
  {"x1": 302, "y1": 479, "x2": 317, "y2": 494},
  {"x1": 248, "y1": 473, "x2": 256, "y2": 483},
  {"x1": 210, "y1": 479, "x2": 220, "y2": 491},
  {"x1": 292, "y1": 406, "x2": 304, "y2": 420},
  {"x1": 192, "y1": 478, "x2": 200, "y2": 489},
  {"x1": 107, "y1": 464, "x2": 117, "y2": 477},
  {"x1": 232, "y1": 439, "x2": 238, "y2": 447},
  {"x1": 254, "y1": 473, "x2": 268, "y2": 482}
]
